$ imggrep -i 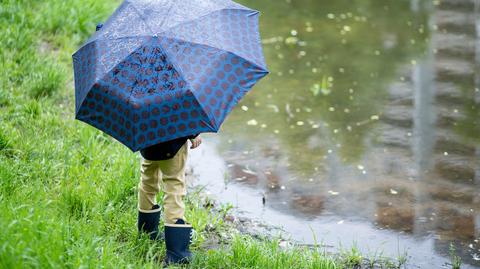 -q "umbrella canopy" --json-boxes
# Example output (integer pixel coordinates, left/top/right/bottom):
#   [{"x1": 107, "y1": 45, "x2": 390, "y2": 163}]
[{"x1": 73, "y1": 0, "x2": 268, "y2": 152}]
